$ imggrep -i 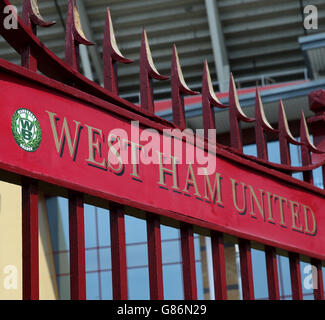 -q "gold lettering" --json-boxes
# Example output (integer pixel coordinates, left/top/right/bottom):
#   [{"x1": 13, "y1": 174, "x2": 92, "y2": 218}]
[
  {"x1": 107, "y1": 134, "x2": 124, "y2": 173},
  {"x1": 231, "y1": 179, "x2": 246, "y2": 214},
  {"x1": 202, "y1": 168, "x2": 223, "y2": 206},
  {"x1": 122, "y1": 139, "x2": 143, "y2": 179},
  {"x1": 303, "y1": 205, "x2": 317, "y2": 235},
  {"x1": 248, "y1": 186, "x2": 265, "y2": 220},
  {"x1": 85, "y1": 125, "x2": 106, "y2": 169},
  {"x1": 289, "y1": 200, "x2": 303, "y2": 232},
  {"x1": 46, "y1": 111, "x2": 81, "y2": 158},
  {"x1": 273, "y1": 194, "x2": 288, "y2": 227},
  {"x1": 183, "y1": 163, "x2": 201, "y2": 197},
  {"x1": 157, "y1": 152, "x2": 179, "y2": 190},
  {"x1": 266, "y1": 192, "x2": 275, "y2": 223}
]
